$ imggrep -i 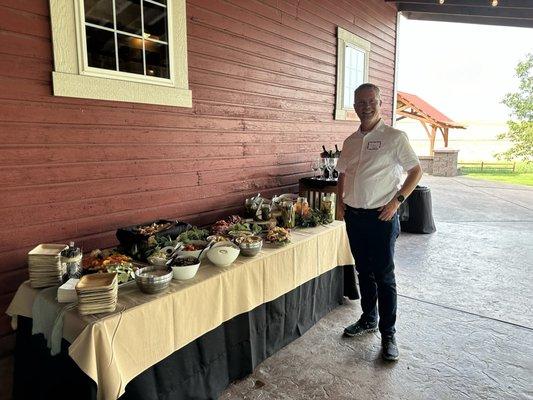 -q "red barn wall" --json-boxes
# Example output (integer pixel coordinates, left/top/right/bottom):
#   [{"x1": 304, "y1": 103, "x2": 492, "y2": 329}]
[{"x1": 0, "y1": 0, "x2": 397, "y2": 381}]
